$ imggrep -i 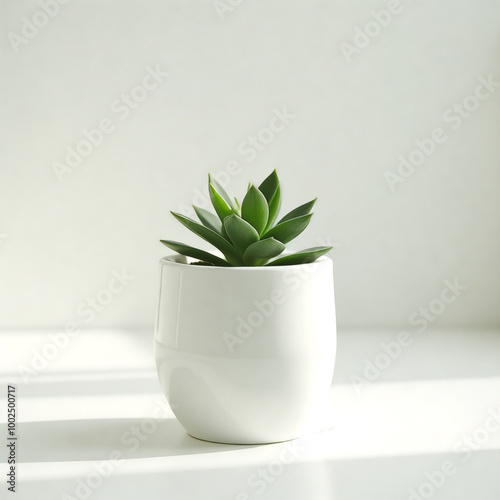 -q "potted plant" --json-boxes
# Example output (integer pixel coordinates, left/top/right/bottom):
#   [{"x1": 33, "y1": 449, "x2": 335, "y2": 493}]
[{"x1": 155, "y1": 170, "x2": 336, "y2": 444}]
